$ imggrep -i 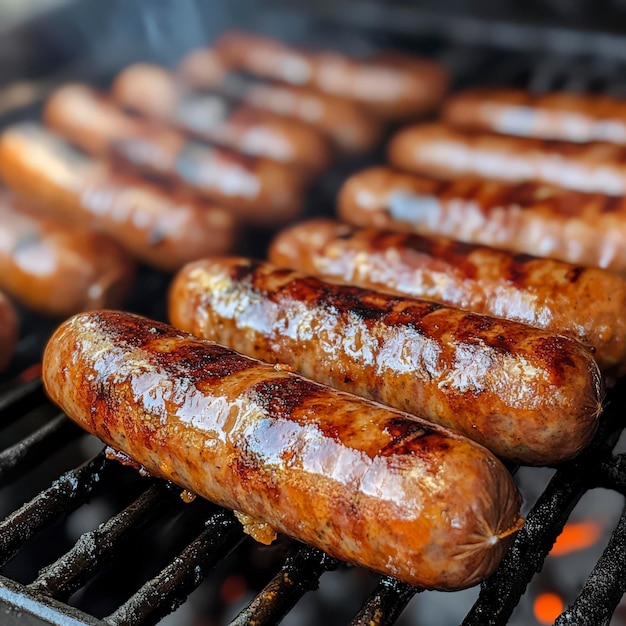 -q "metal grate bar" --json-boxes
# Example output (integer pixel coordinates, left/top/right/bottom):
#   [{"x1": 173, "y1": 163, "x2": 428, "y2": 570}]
[
  {"x1": 28, "y1": 482, "x2": 183, "y2": 601},
  {"x1": 596, "y1": 453, "x2": 626, "y2": 496},
  {"x1": 228, "y1": 545, "x2": 337, "y2": 626},
  {"x1": 554, "y1": 503, "x2": 626, "y2": 626},
  {"x1": 0, "y1": 453, "x2": 109, "y2": 567},
  {"x1": 0, "y1": 414, "x2": 82, "y2": 488},
  {"x1": 0, "y1": 378, "x2": 46, "y2": 428},
  {"x1": 348, "y1": 576, "x2": 419, "y2": 626},
  {"x1": 104, "y1": 509, "x2": 244, "y2": 626}
]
